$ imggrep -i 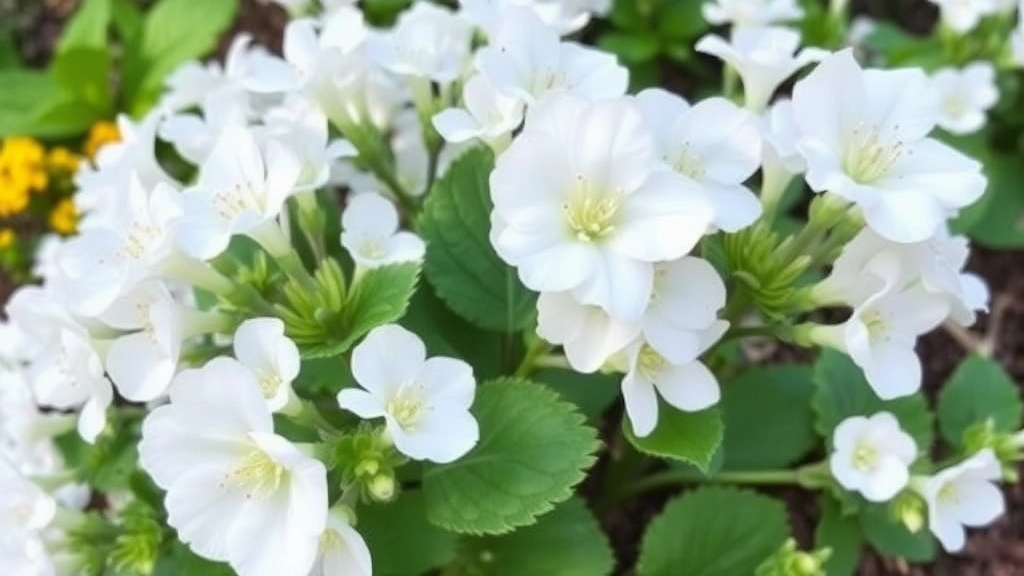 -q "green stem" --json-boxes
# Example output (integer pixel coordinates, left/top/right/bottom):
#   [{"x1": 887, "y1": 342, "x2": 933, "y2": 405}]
[
  {"x1": 534, "y1": 353, "x2": 571, "y2": 371},
  {"x1": 277, "y1": 250, "x2": 319, "y2": 292},
  {"x1": 623, "y1": 461, "x2": 831, "y2": 500},
  {"x1": 514, "y1": 338, "x2": 553, "y2": 378}
]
